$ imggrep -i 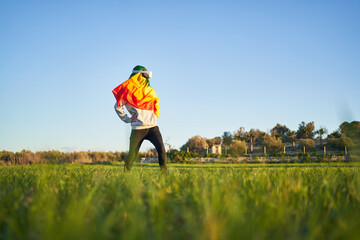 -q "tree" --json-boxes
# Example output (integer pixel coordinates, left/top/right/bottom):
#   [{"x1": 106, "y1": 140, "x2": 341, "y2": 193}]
[
  {"x1": 206, "y1": 138, "x2": 215, "y2": 149},
  {"x1": 328, "y1": 129, "x2": 341, "y2": 138},
  {"x1": 274, "y1": 133, "x2": 282, "y2": 141},
  {"x1": 222, "y1": 132, "x2": 233, "y2": 155},
  {"x1": 73, "y1": 152, "x2": 91, "y2": 163},
  {"x1": 296, "y1": 121, "x2": 315, "y2": 139},
  {"x1": 270, "y1": 123, "x2": 290, "y2": 142},
  {"x1": 327, "y1": 136, "x2": 350, "y2": 150},
  {"x1": 287, "y1": 131, "x2": 297, "y2": 150},
  {"x1": 339, "y1": 121, "x2": 360, "y2": 147},
  {"x1": 213, "y1": 137, "x2": 222, "y2": 145},
  {"x1": 327, "y1": 121, "x2": 360, "y2": 150},
  {"x1": 180, "y1": 135, "x2": 207, "y2": 153},
  {"x1": 315, "y1": 126, "x2": 328, "y2": 147},
  {"x1": 0, "y1": 151, "x2": 15, "y2": 164},
  {"x1": 299, "y1": 139, "x2": 315, "y2": 152},
  {"x1": 222, "y1": 132, "x2": 233, "y2": 146},
  {"x1": 15, "y1": 150, "x2": 34, "y2": 165},
  {"x1": 255, "y1": 130, "x2": 267, "y2": 144},
  {"x1": 234, "y1": 127, "x2": 246, "y2": 141},
  {"x1": 263, "y1": 134, "x2": 285, "y2": 153},
  {"x1": 229, "y1": 140, "x2": 247, "y2": 157},
  {"x1": 206, "y1": 137, "x2": 222, "y2": 149},
  {"x1": 246, "y1": 131, "x2": 255, "y2": 153}
]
